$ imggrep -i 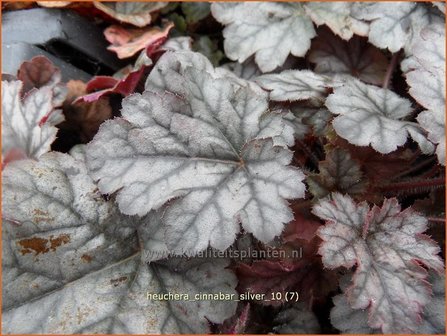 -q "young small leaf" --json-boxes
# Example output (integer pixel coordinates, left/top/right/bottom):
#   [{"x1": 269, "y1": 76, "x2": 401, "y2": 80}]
[
  {"x1": 104, "y1": 22, "x2": 173, "y2": 59},
  {"x1": 192, "y1": 36, "x2": 224, "y2": 67},
  {"x1": 2, "y1": 80, "x2": 64, "y2": 164},
  {"x1": 307, "y1": 147, "x2": 367, "y2": 198},
  {"x1": 313, "y1": 193, "x2": 444, "y2": 333},
  {"x1": 288, "y1": 105, "x2": 332, "y2": 138},
  {"x1": 309, "y1": 27, "x2": 388, "y2": 85},
  {"x1": 17, "y1": 55, "x2": 67, "y2": 106}
]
